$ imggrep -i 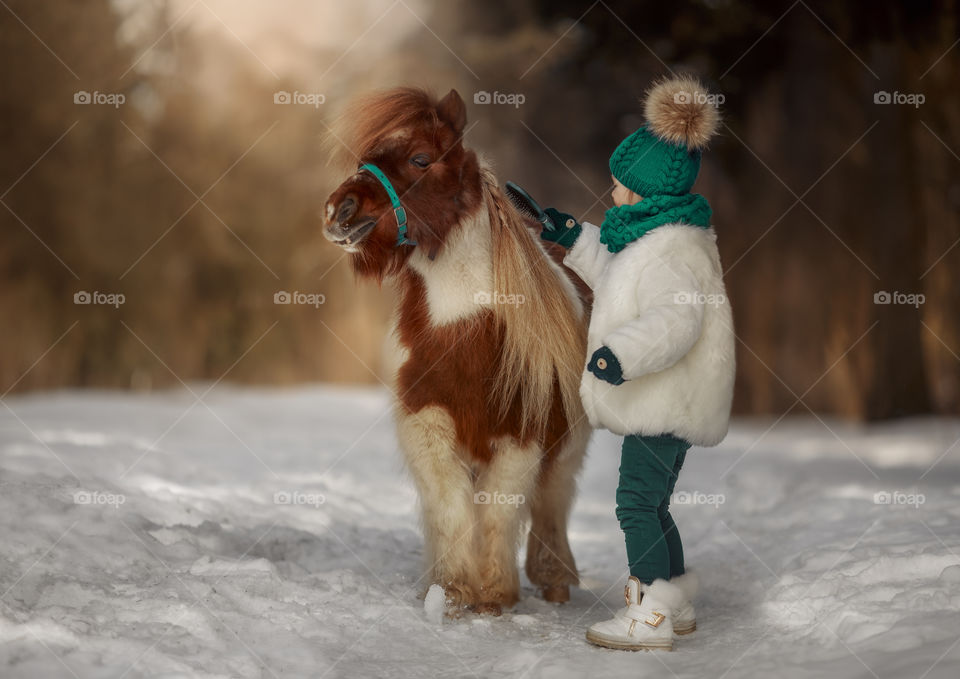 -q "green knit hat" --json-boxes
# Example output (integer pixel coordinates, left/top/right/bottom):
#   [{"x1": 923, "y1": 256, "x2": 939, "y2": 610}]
[
  {"x1": 609, "y1": 127, "x2": 701, "y2": 196},
  {"x1": 609, "y1": 76, "x2": 720, "y2": 197}
]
